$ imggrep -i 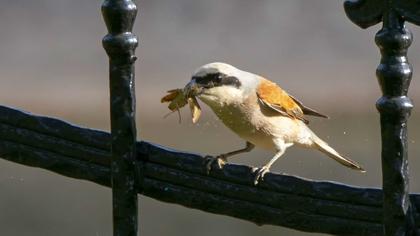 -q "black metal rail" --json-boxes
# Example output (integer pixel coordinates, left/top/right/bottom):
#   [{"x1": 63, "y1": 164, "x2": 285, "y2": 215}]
[{"x1": 0, "y1": 105, "x2": 419, "y2": 236}]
